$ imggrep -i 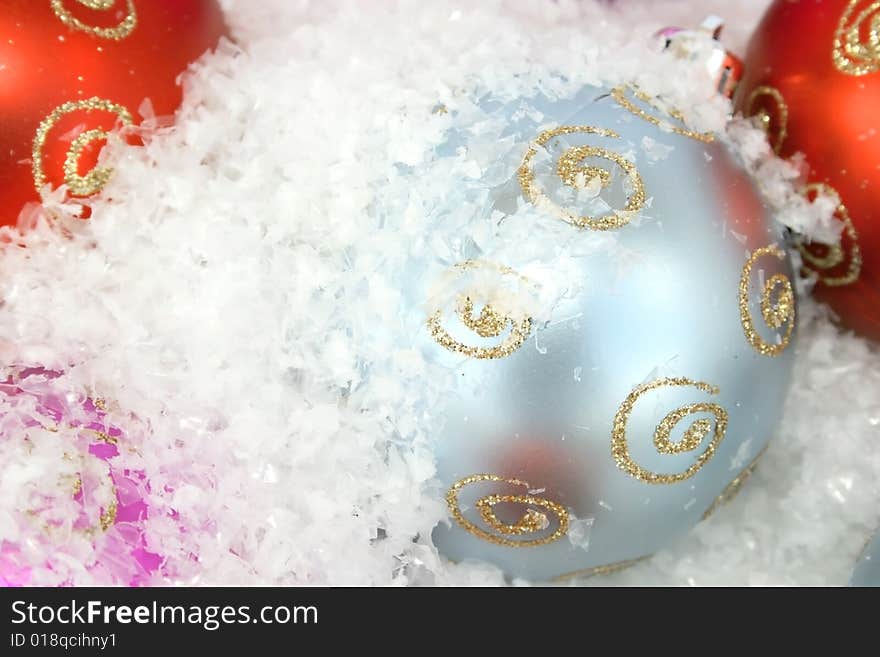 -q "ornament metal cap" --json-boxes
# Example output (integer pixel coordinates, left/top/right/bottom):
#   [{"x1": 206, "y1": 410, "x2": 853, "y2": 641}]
[{"x1": 657, "y1": 16, "x2": 744, "y2": 99}]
